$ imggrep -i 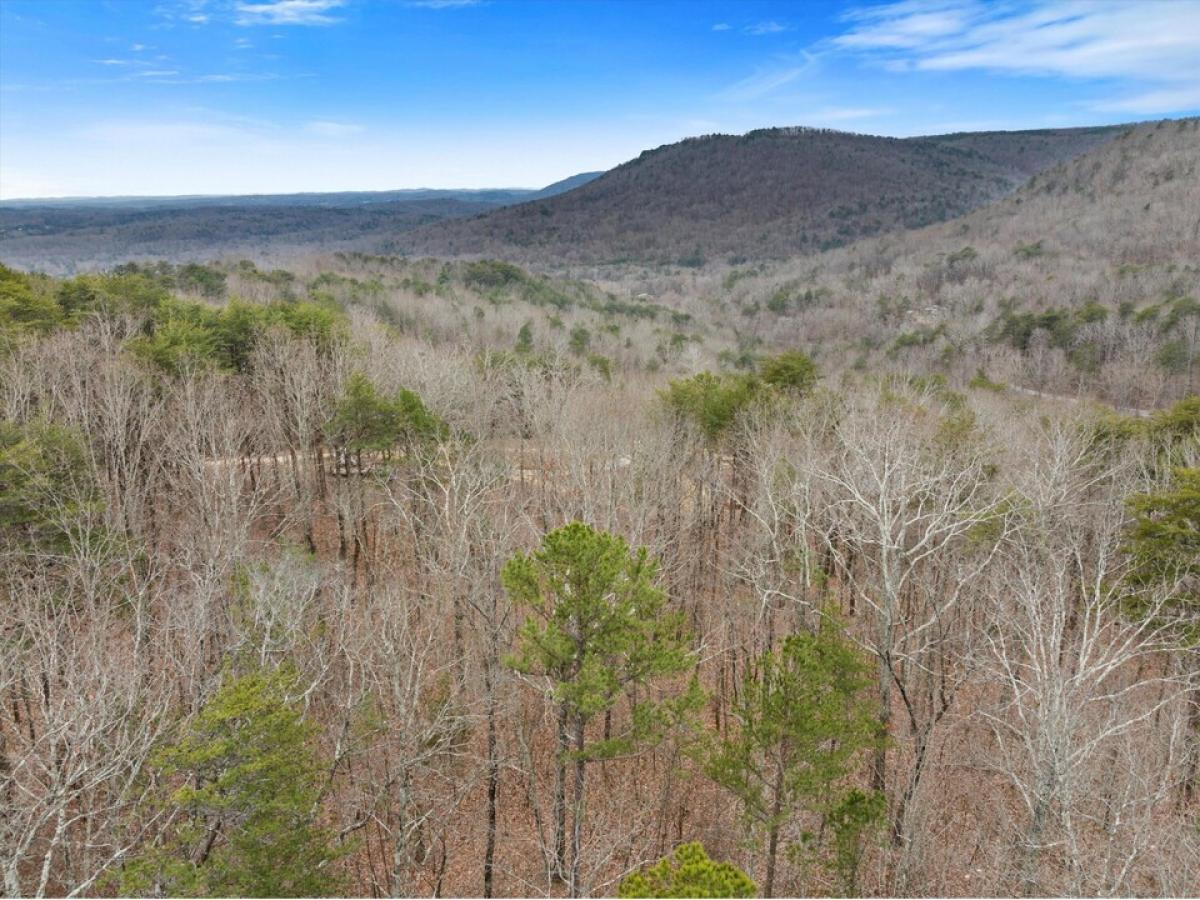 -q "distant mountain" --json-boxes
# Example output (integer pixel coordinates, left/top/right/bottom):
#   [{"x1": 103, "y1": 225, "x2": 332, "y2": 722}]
[
  {"x1": 531, "y1": 171, "x2": 604, "y2": 199},
  {"x1": 0, "y1": 173, "x2": 601, "y2": 272},
  {"x1": 387, "y1": 125, "x2": 1123, "y2": 265},
  {"x1": 0, "y1": 172, "x2": 602, "y2": 210}
]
